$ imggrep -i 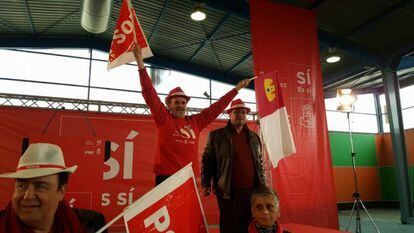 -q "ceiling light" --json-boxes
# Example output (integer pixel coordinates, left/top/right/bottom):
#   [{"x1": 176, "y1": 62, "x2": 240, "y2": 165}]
[
  {"x1": 191, "y1": 2, "x2": 206, "y2": 21},
  {"x1": 336, "y1": 89, "x2": 357, "y2": 112},
  {"x1": 327, "y1": 55, "x2": 341, "y2": 63},
  {"x1": 326, "y1": 47, "x2": 341, "y2": 63}
]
